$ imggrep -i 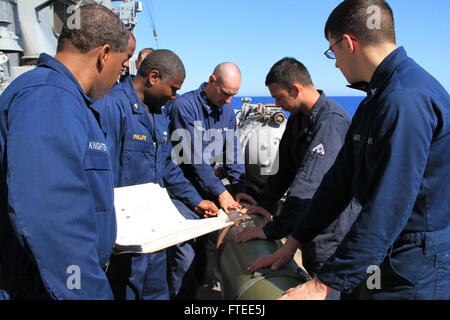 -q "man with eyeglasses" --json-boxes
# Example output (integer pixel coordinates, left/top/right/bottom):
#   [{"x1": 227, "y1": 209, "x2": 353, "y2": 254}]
[{"x1": 248, "y1": 0, "x2": 449, "y2": 300}]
